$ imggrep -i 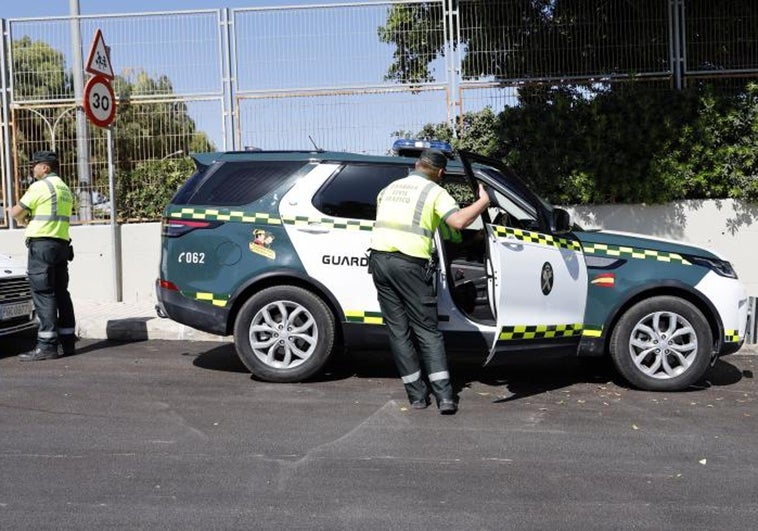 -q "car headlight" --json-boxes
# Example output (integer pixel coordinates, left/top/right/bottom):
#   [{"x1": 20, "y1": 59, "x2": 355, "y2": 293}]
[{"x1": 683, "y1": 255, "x2": 738, "y2": 279}]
